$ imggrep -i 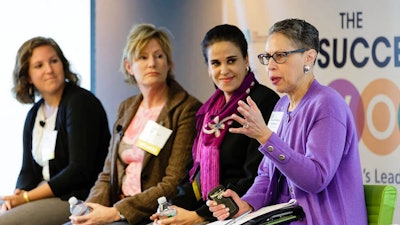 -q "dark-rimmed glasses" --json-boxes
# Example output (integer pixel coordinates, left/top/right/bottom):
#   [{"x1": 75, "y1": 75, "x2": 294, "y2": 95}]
[{"x1": 257, "y1": 48, "x2": 308, "y2": 65}]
